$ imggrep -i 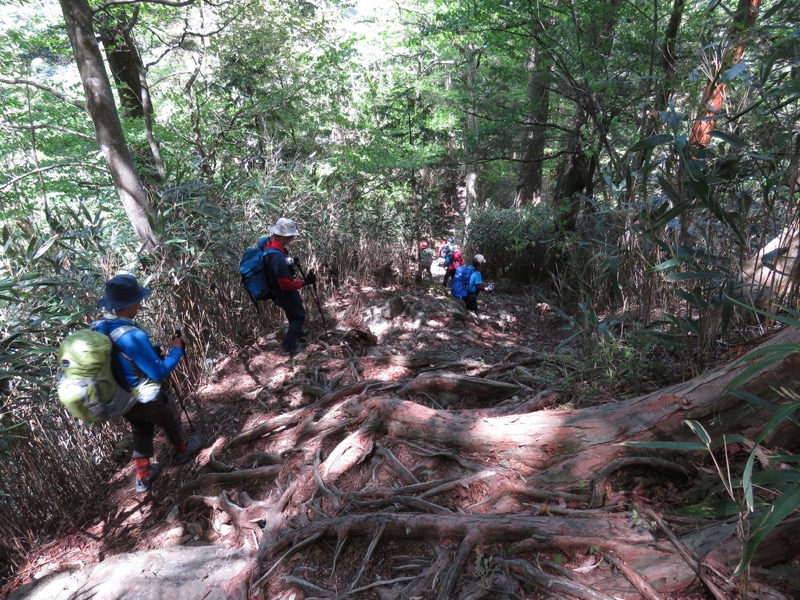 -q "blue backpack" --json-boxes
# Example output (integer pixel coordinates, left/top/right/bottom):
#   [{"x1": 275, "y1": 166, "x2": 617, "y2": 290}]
[
  {"x1": 239, "y1": 239, "x2": 281, "y2": 301},
  {"x1": 443, "y1": 249, "x2": 454, "y2": 267},
  {"x1": 451, "y1": 264, "x2": 475, "y2": 300}
]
